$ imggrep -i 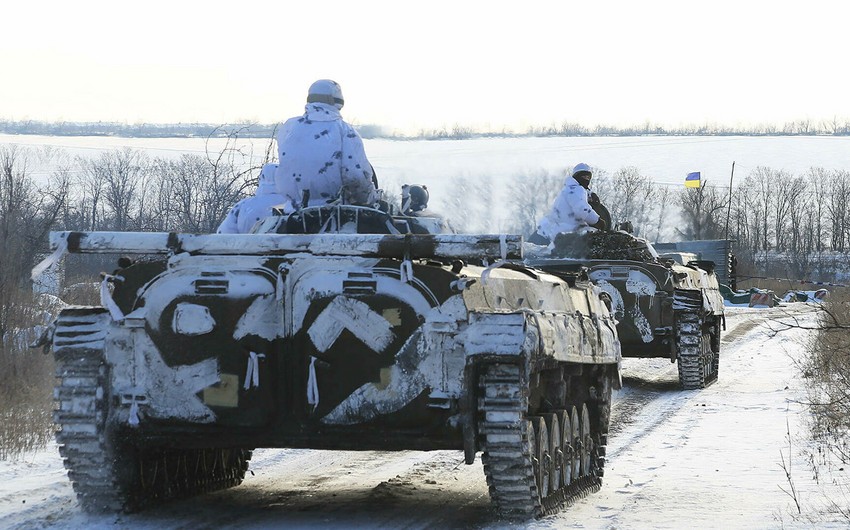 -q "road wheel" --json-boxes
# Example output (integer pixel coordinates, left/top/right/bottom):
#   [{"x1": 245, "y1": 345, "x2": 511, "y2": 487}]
[
  {"x1": 543, "y1": 413, "x2": 562, "y2": 492},
  {"x1": 569, "y1": 406, "x2": 581, "y2": 480},
  {"x1": 579, "y1": 403, "x2": 592, "y2": 477},
  {"x1": 531, "y1": 417, "x2": 550, "y2": 499}
]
